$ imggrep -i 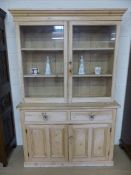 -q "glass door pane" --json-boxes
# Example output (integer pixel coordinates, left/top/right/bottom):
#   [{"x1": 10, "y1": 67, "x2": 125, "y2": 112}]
[
  {"x1": 20, "y1": 25, "x2": 65, "y2": 98},
  {"x1": 72, "y1": 25, "x2": 116, "y2": 98}
]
